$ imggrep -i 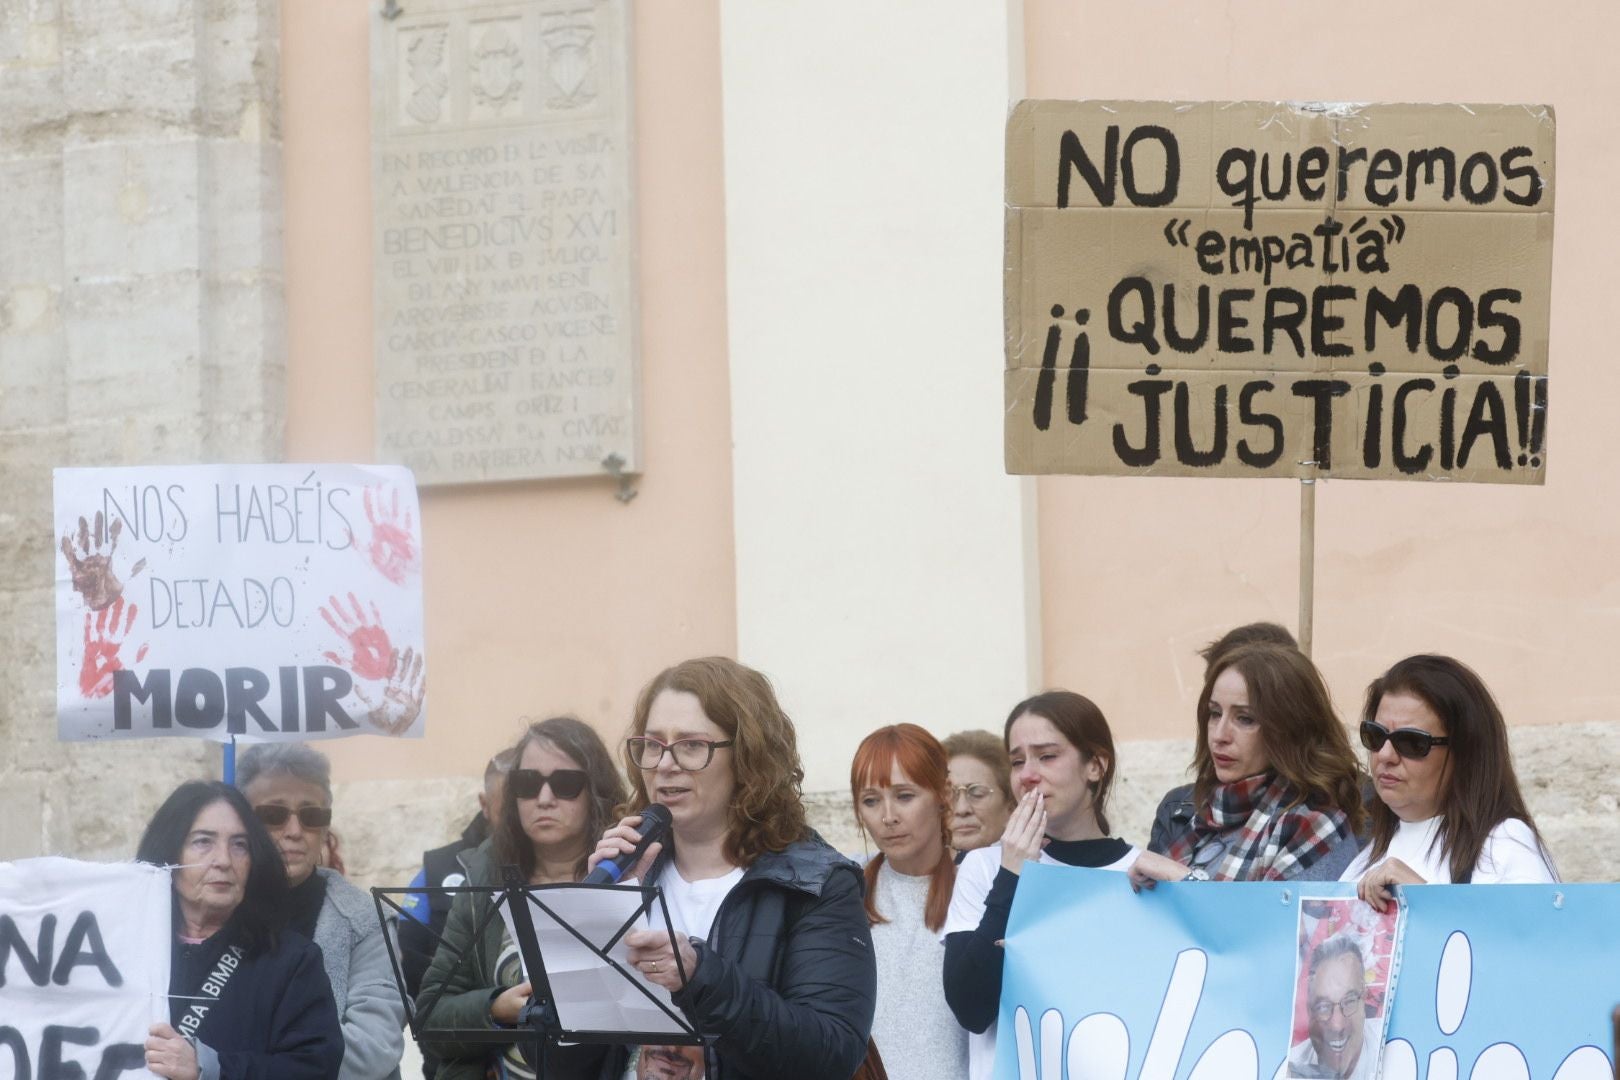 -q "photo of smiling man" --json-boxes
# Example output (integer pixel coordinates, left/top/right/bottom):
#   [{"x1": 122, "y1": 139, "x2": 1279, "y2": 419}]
[
  {"x1": 1285, "y1": 894, "x2": 1402, "y2": 1080},
  {"x1": 1288, "y1": 934, "x2": 1381, "y2": 1079}
]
